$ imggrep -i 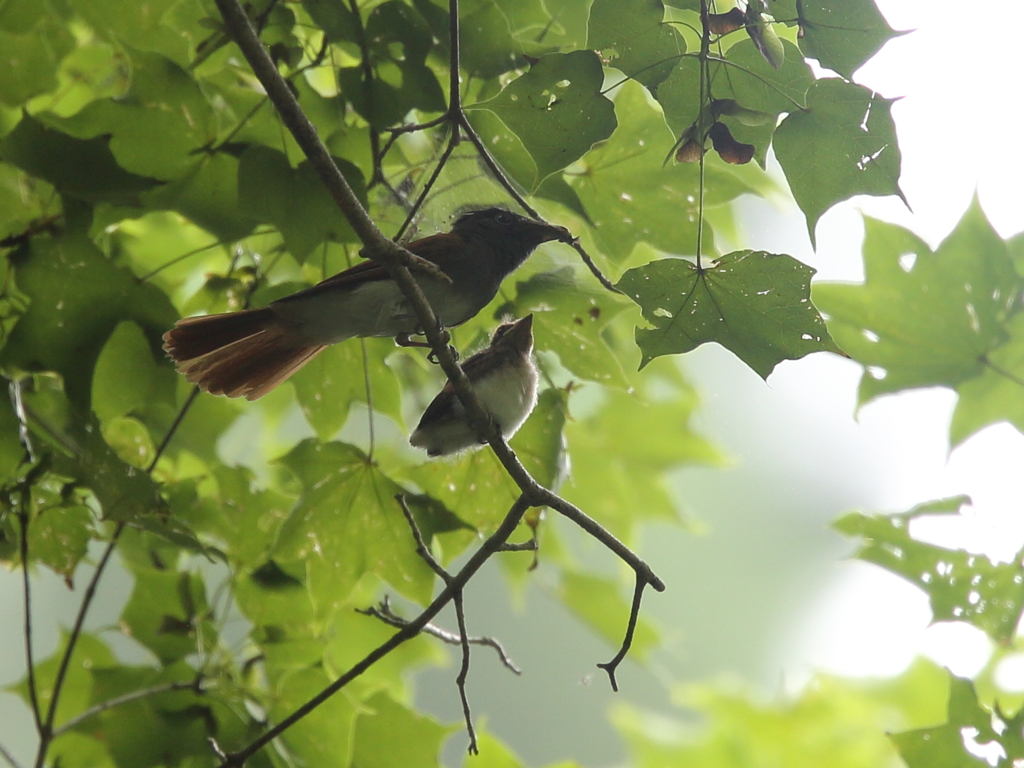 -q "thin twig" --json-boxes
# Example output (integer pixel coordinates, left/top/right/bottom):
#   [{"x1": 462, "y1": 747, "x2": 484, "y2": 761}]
[
  {"x1": 359, "y1": 599, "x2": 521, "y2": 674},
  {"x1": 51, "y1": 680, "x2": 202, "y2": 738},
  {"x1": 395, "y1": 495, "x2": 450, "y2": 582},
  {"x1": 596, "y1": 575, "x2": 648, "y2": 692},
  {"x1": 393, "y1": 135, "x2": 459, "y2": 242},
  {"x1": 17, "y1": 490, "x2": 41, "y2": 732},
  {"x1": 36, "y1": 523, "x2": 123, "y2": 766},
  {"x1": 452, "y1": 590, "x2": 478, "y2": 754},
  {"x1": 0, "y1": 742, "x2": 25, "y2": 768},
  {"x1": 216, "y1": 495, "x2": 535, "y2": 768},
  {"x1": 497, "y1": 540, "x2": 537, "y2": 553},
  {"x1": 568, "y1": 240, "x2": 620, "y2": 294},
  {"x1": 457, "y1": 114, "x2": 537, "y2": 218}
]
